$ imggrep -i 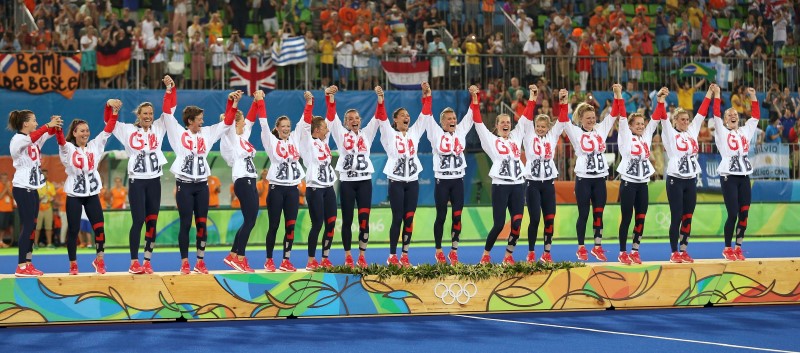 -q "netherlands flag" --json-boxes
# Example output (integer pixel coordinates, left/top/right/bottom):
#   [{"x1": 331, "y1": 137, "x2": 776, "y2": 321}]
[
  {"x1": 381, "y1": 60, "x2": 430, "y2": 90},
  {"x1": 63, "y1": 55, "x2": 81, "y2": 74},
  {"x1": 0, "y1": 54, "x2": 15, "y2": 73}
]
